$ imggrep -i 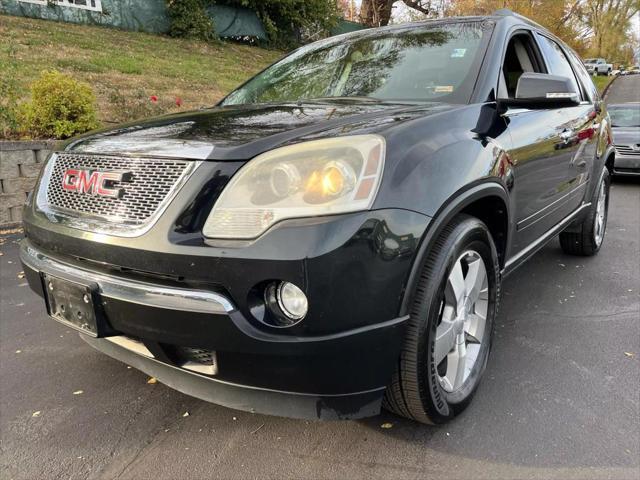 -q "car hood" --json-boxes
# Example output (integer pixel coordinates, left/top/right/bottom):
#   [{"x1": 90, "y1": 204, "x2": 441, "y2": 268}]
[
  {"x1": 611, "y1": 126, "x2": 640, "y2": 146},
  {"x1": 63, "y1": 101, "x2": 459, "y2": 161}
]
